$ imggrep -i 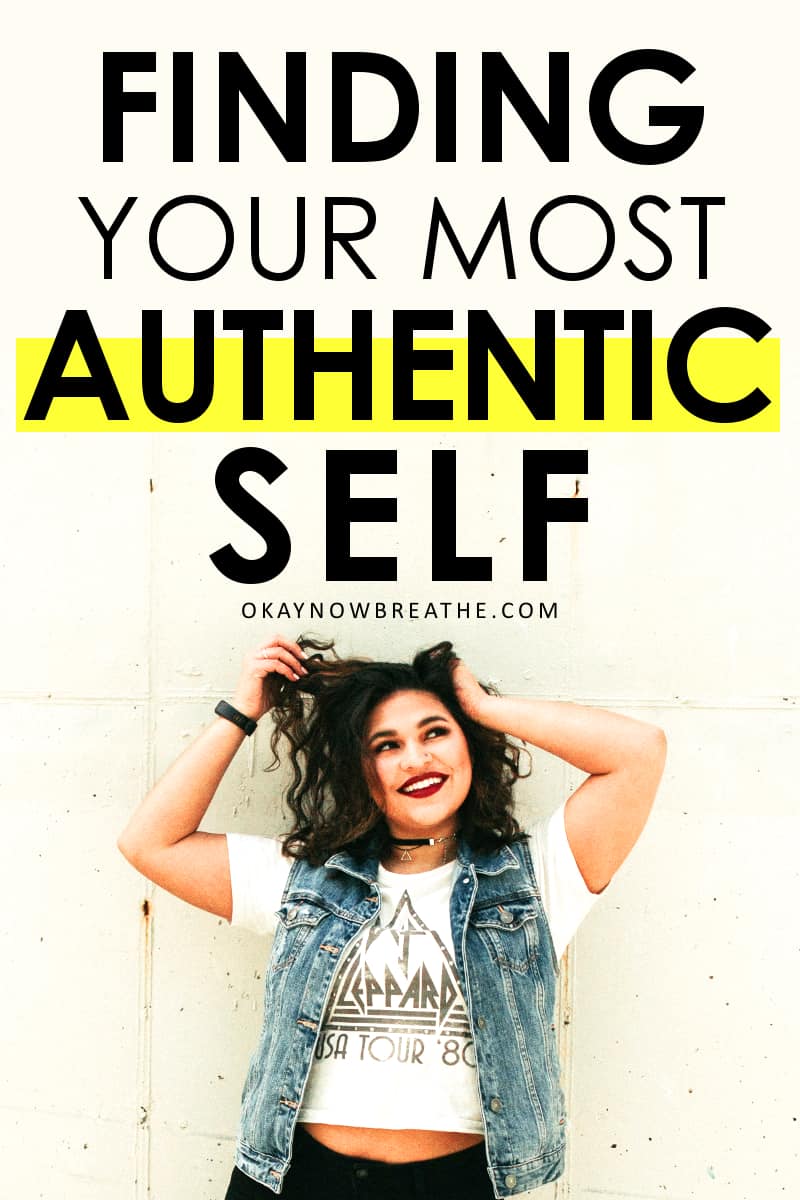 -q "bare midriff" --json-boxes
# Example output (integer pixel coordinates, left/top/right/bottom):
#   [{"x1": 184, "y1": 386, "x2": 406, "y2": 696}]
[{"x1": 301, "y1": 1122, "x2": 484, "y2": 1162}]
